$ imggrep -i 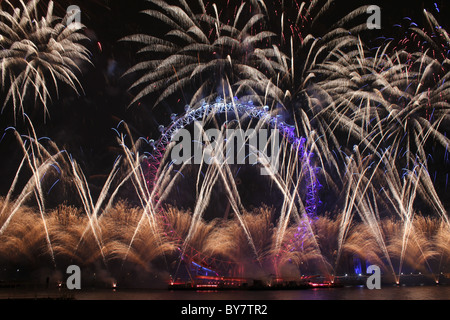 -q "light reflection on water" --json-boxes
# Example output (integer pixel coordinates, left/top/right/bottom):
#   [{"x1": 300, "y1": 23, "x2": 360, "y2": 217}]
[
  {"x1": 86, "y1": 286, "x2": 450, "y2": 300},
  {"x1": 2, "y1": 286, "x2": 448, "y2": 300}
]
